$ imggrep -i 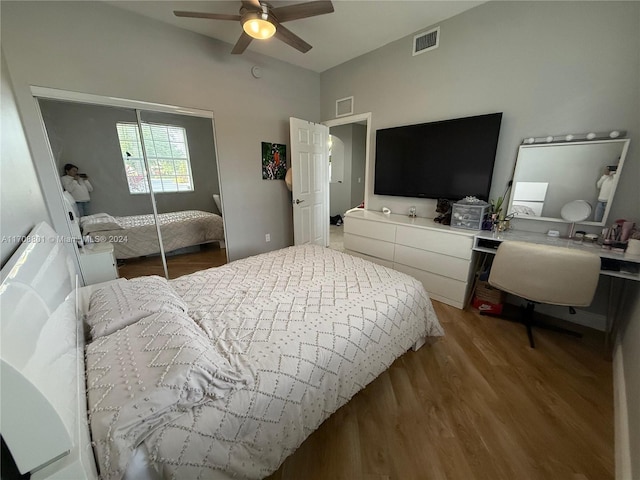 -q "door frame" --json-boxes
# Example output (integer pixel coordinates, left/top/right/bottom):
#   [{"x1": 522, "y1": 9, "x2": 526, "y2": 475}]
[{"x1": 323, "y1": 112, "x2": 372, "y2": 211}]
